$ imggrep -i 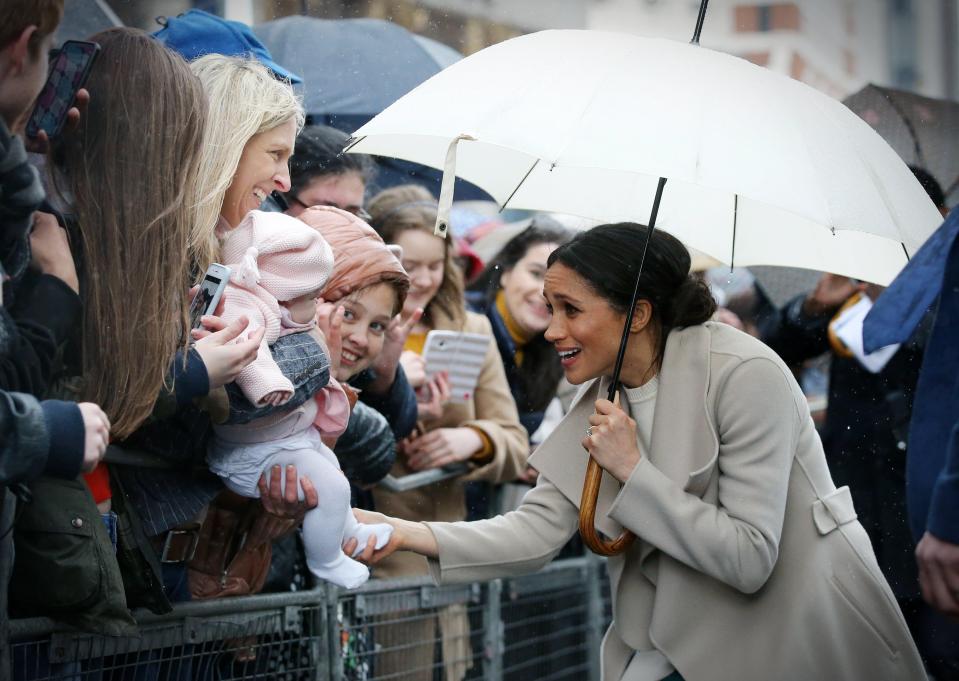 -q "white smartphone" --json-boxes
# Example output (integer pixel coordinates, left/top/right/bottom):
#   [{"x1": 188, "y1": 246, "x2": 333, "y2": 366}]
[
  {"x1": 189, "y1": 263, "x2": 231, "y2": 331},
  {"x1": 422, "y1": 330, "x2": 490, "y2": 403}
]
